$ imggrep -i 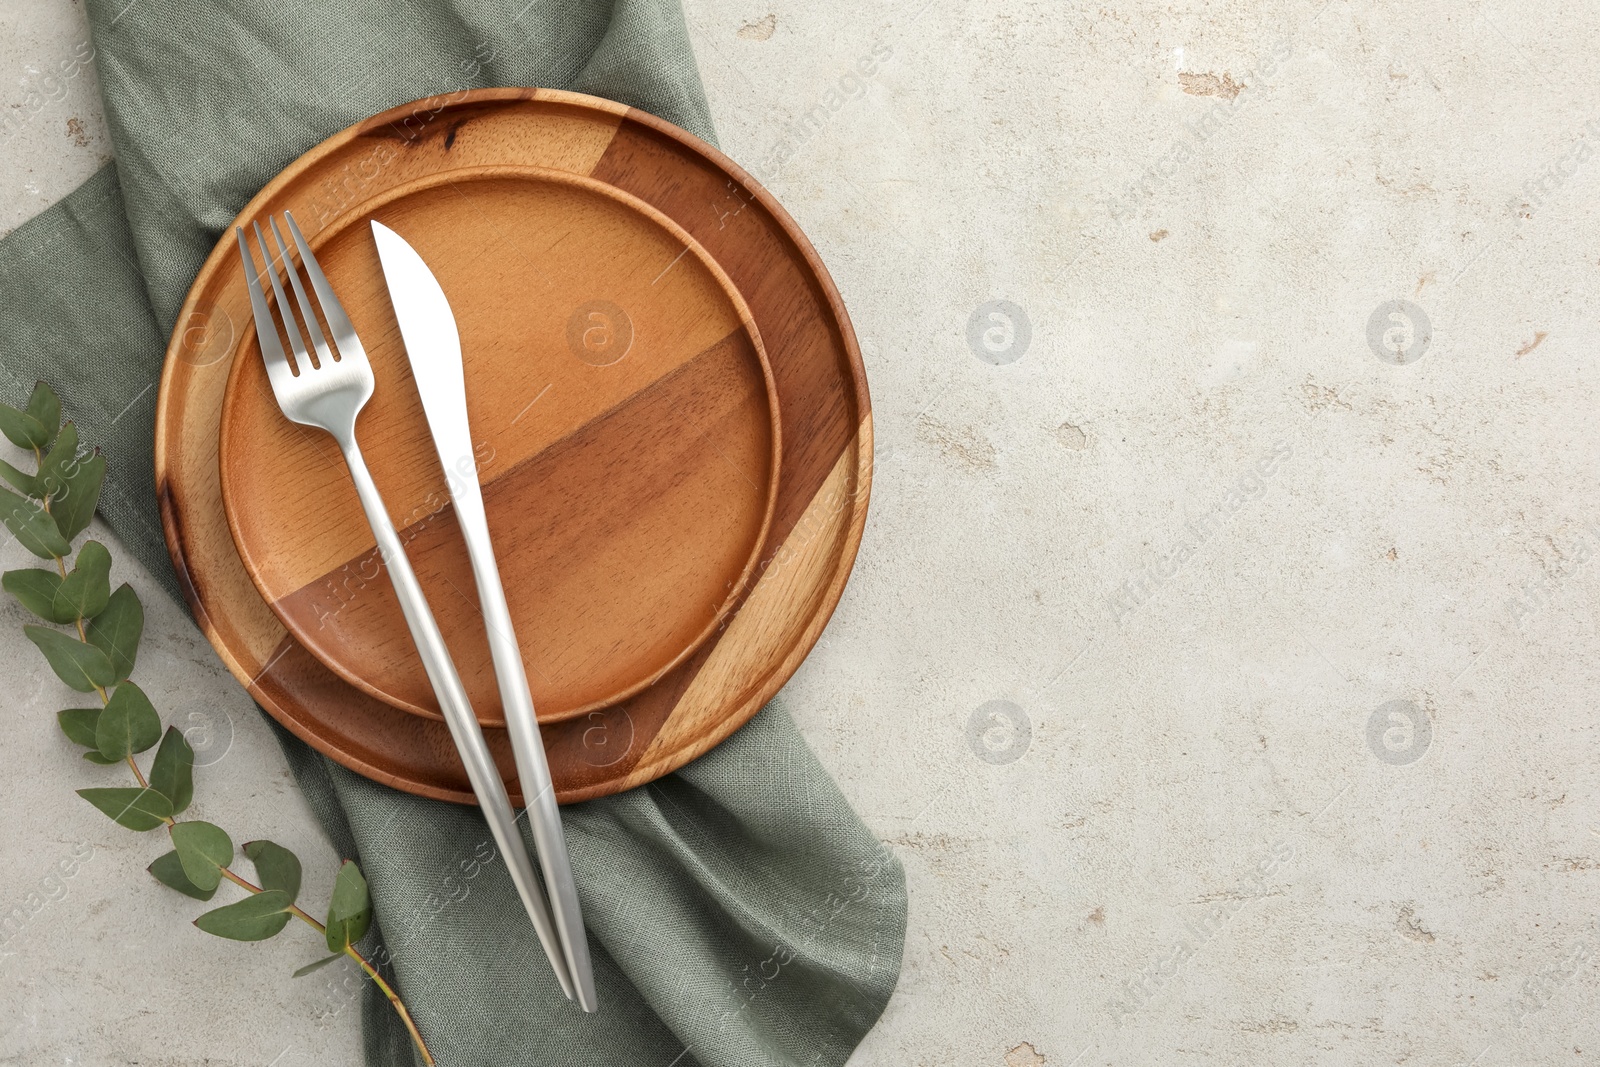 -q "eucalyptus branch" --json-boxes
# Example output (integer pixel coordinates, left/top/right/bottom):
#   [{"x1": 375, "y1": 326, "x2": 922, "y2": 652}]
[{"x1": 0, "y1": 382, "x2": 432, "y2": 1066}]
